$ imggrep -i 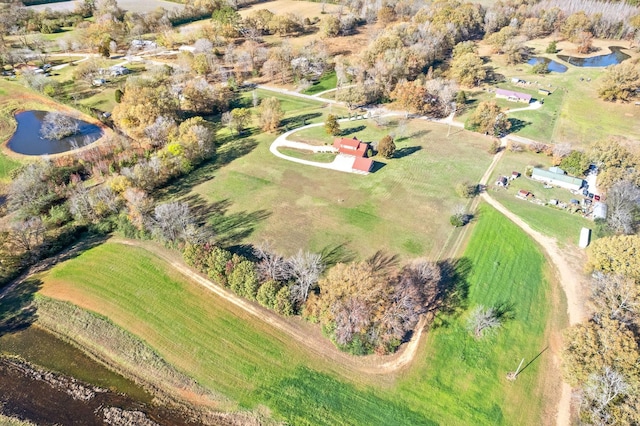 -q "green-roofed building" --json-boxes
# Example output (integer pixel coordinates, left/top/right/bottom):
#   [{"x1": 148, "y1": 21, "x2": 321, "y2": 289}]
[{"x1": 531, "y1": 167, "x2": 585, "y2": 191}]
